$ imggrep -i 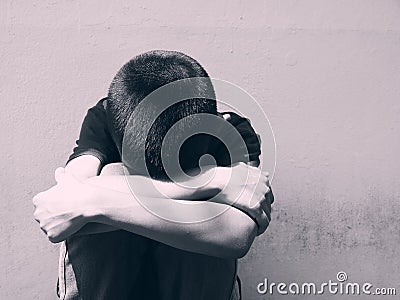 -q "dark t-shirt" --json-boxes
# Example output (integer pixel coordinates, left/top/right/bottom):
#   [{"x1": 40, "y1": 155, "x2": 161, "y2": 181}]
[{"x1": 62, "y1": 98, "x2": 261, "y2": 300}]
